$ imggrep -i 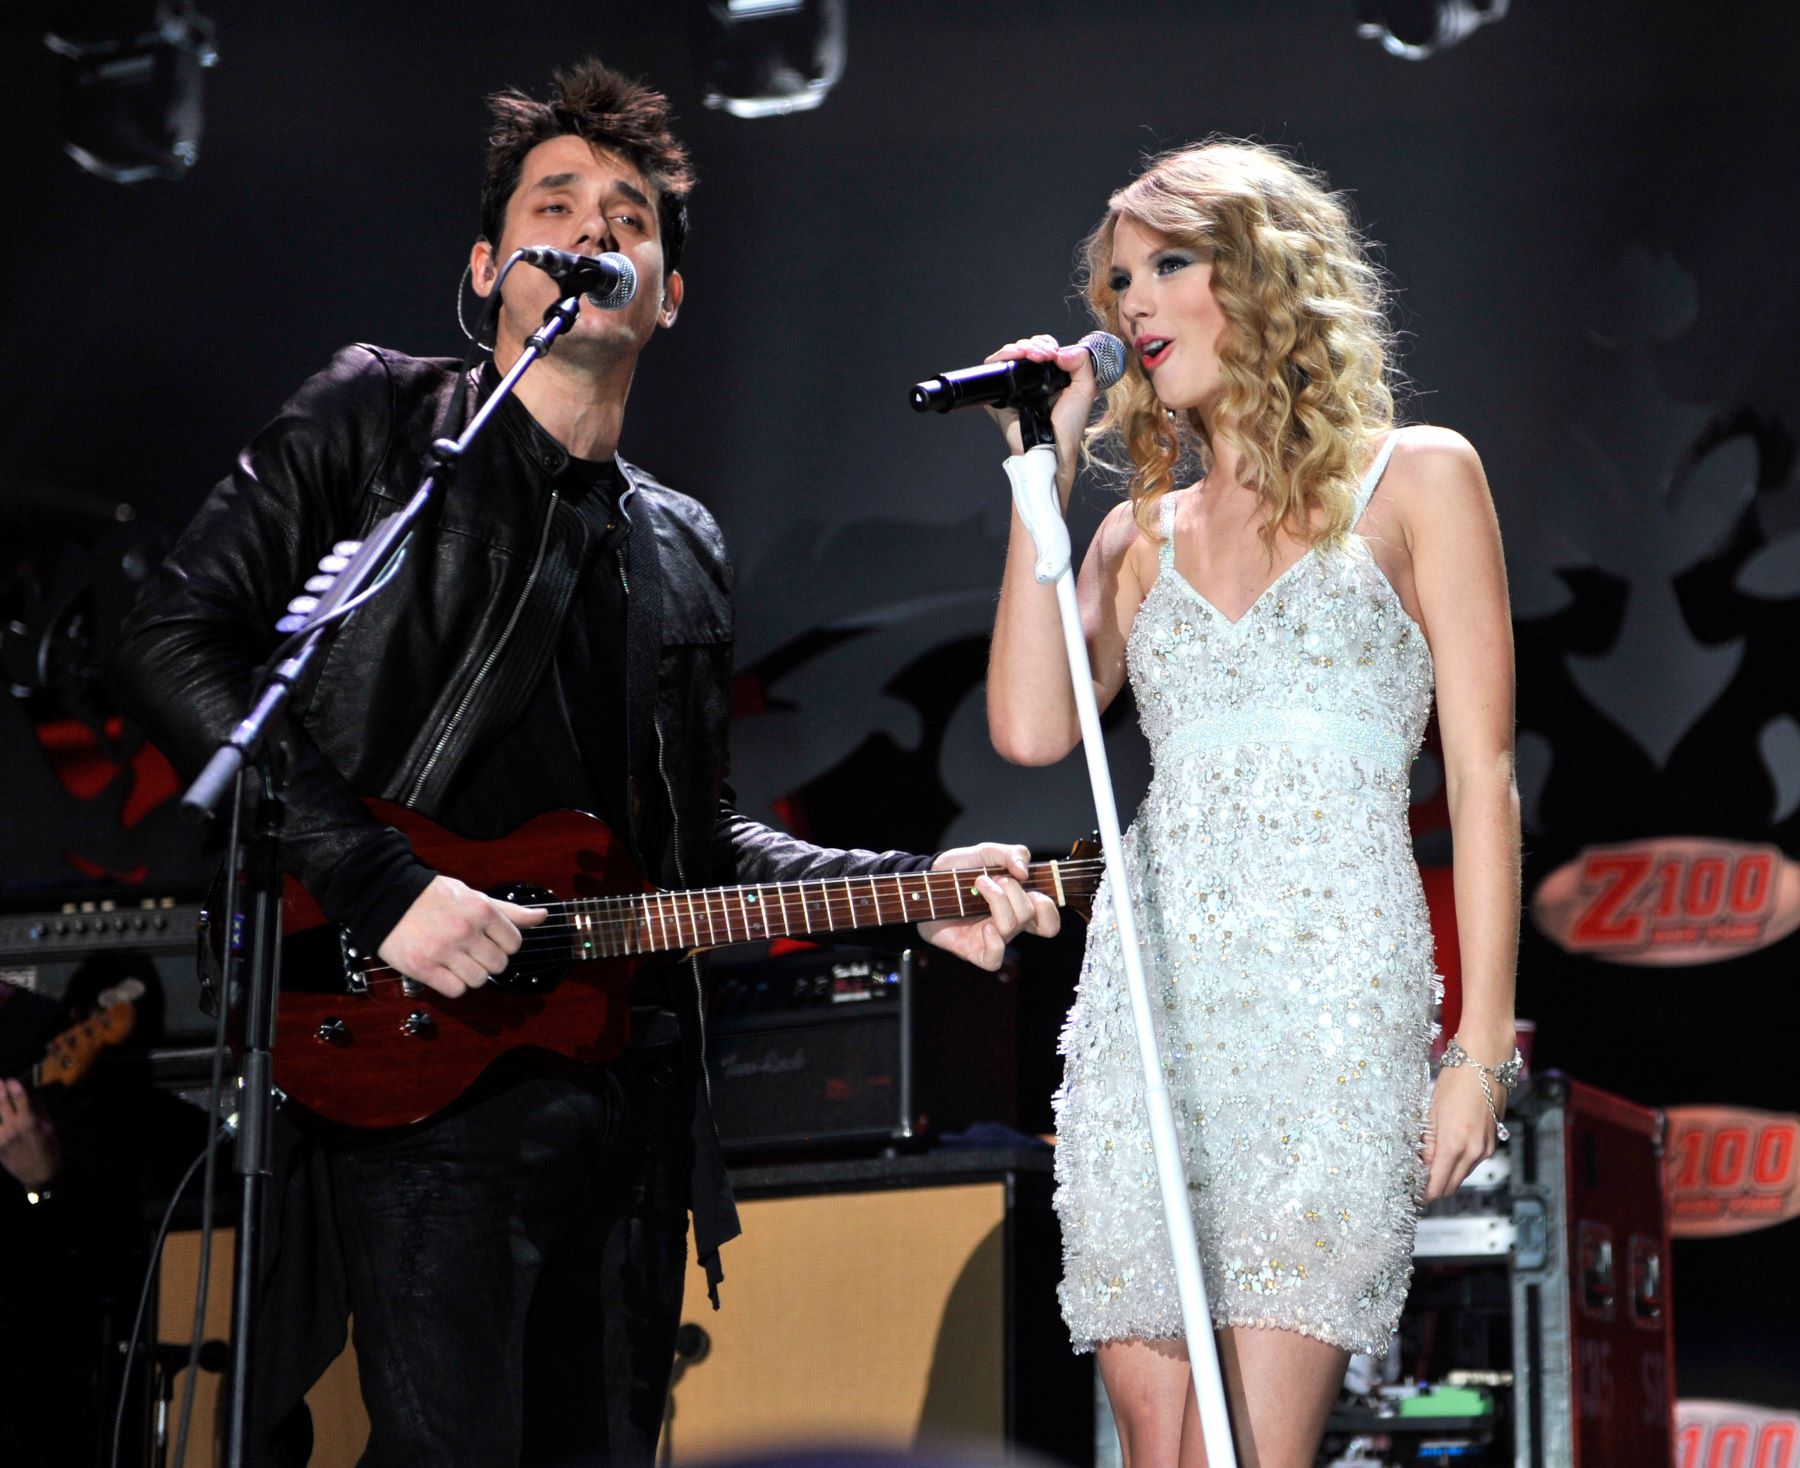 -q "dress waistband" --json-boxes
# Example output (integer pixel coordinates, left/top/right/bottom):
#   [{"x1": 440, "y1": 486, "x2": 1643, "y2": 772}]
[{"x1": 1153, "y1": 707, "x2": 1413, "y2": 775}]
